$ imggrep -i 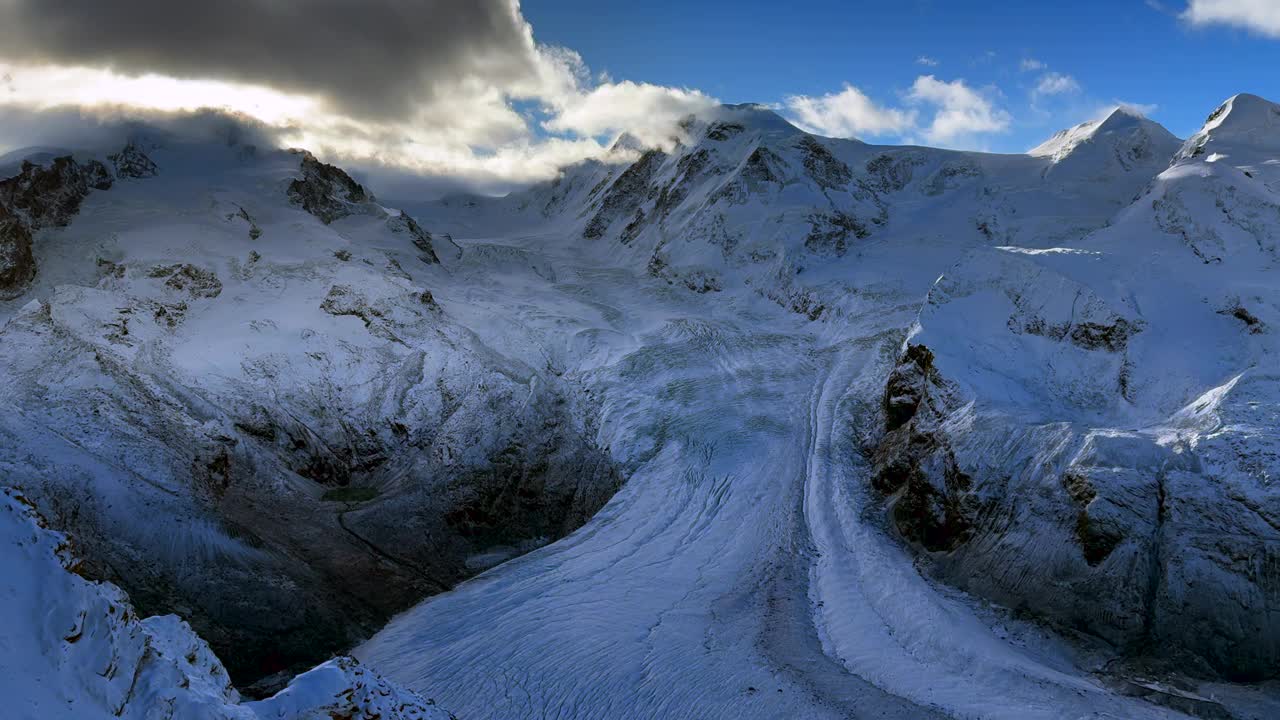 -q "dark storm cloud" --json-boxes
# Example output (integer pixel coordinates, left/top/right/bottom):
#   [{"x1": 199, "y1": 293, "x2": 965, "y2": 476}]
[
  {"x1": 0, "y1": 0, "x2": 543, "y2": 120},
  {"x1": 0, "y1": 104, "x2": 286, "y2": 160}
]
